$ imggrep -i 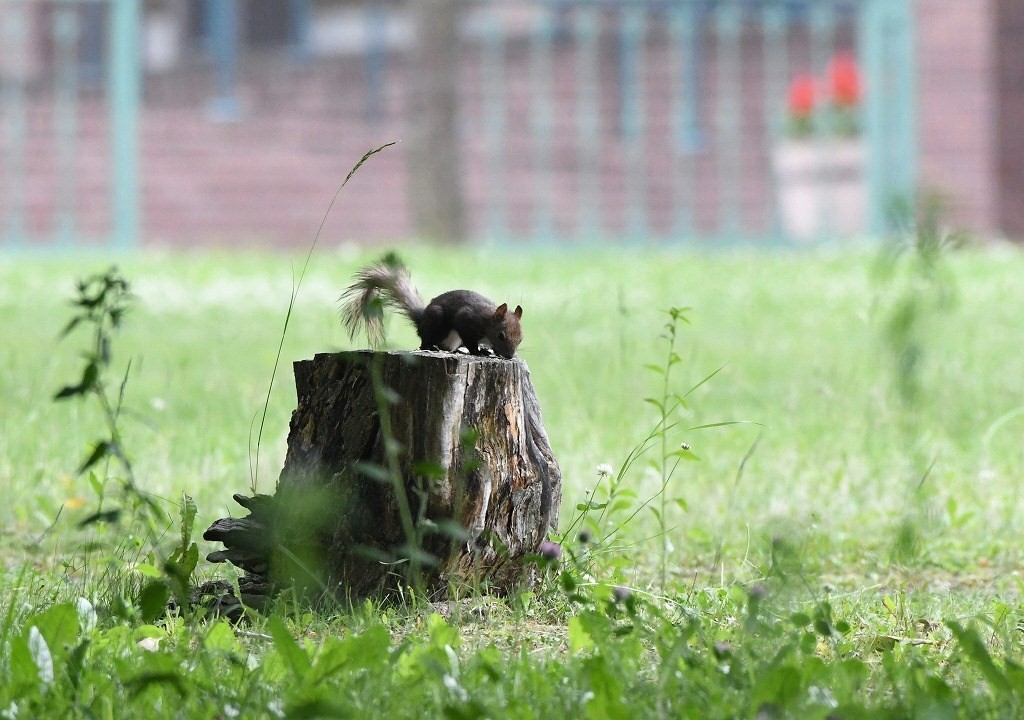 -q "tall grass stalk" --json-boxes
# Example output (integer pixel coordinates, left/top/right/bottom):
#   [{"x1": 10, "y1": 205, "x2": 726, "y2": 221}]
[{"x1": 250, "y1": 142, "x2": 397, "y2": 493}]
